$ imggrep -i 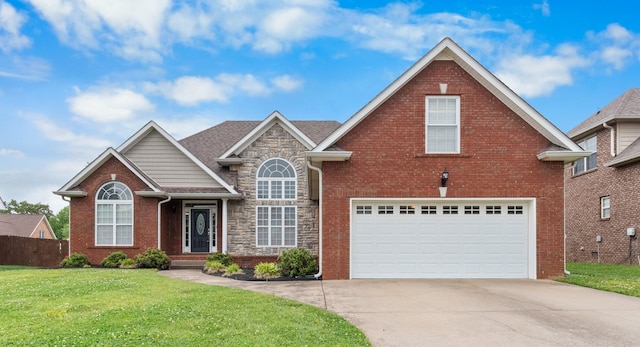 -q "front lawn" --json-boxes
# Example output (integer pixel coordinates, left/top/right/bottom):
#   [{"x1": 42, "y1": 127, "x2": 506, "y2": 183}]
[
  {"x1": 0, "y1": 267, "x2": 370, "y2": 346},
  {"x1": 557, "y1": 262, "x2": 640, "y2": 297}
]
